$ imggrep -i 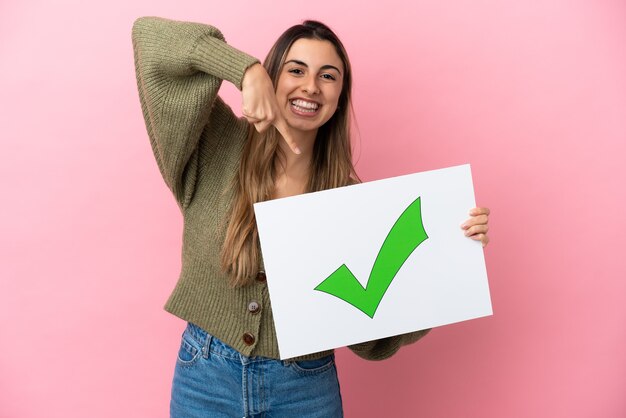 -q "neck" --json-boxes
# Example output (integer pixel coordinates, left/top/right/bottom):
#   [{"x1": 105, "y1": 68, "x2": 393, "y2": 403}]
[
  {"x1": 277, "y1": 129, "x2": 316, "y2": 175},
  {"x1": 273, "y1": 129, "x2": 316, "y2": 197}
]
